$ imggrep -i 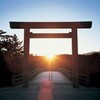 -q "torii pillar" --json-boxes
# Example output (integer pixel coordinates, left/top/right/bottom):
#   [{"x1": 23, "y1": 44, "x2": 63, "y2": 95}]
[
  {"x1": 10, "y1": 21, "x2": 92, "y2": 87},
  {"x1": 23, "y1": 27, "x2": 30, "y2": 87}
]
